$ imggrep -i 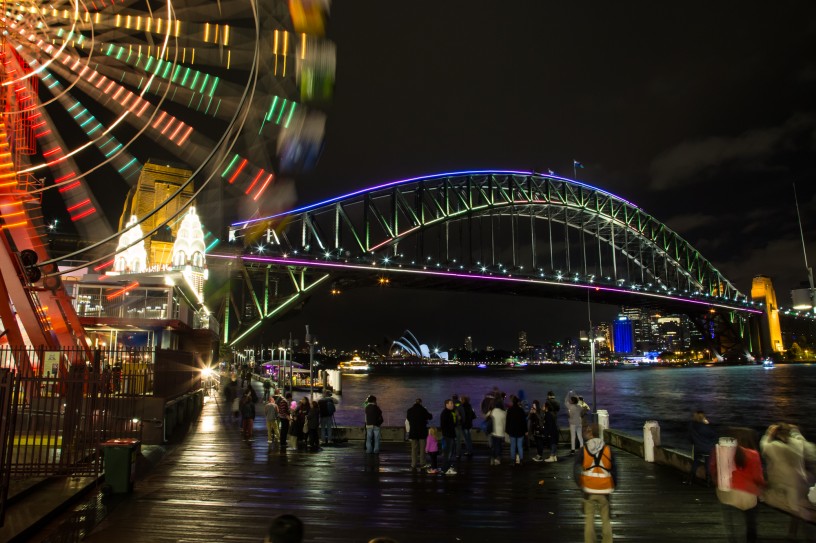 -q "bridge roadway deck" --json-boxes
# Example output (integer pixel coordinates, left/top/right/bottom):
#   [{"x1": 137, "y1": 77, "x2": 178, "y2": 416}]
[{"x1": 35, "y1": 393, "x2": 804, "y2": 543}]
